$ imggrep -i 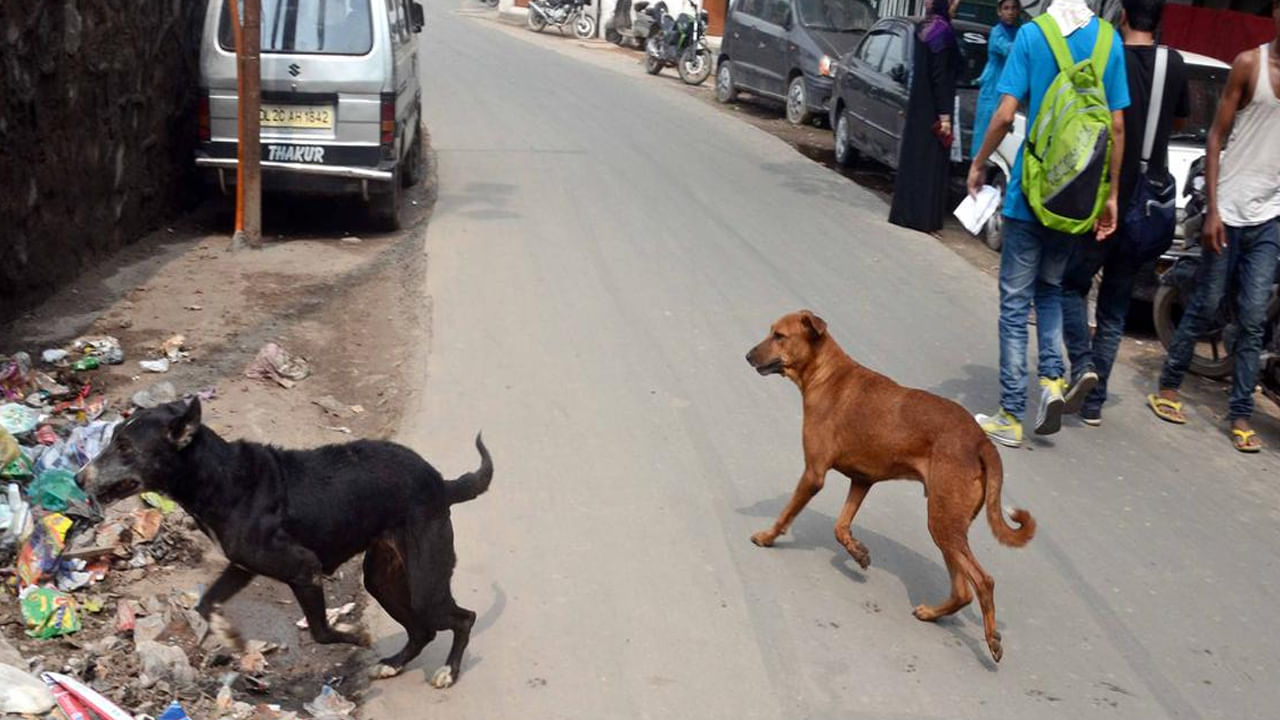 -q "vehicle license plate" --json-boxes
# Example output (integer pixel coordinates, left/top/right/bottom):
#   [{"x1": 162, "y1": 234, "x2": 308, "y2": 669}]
[{"x1": 259, "y1": 105, "x2": 334, "y2": 129}]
